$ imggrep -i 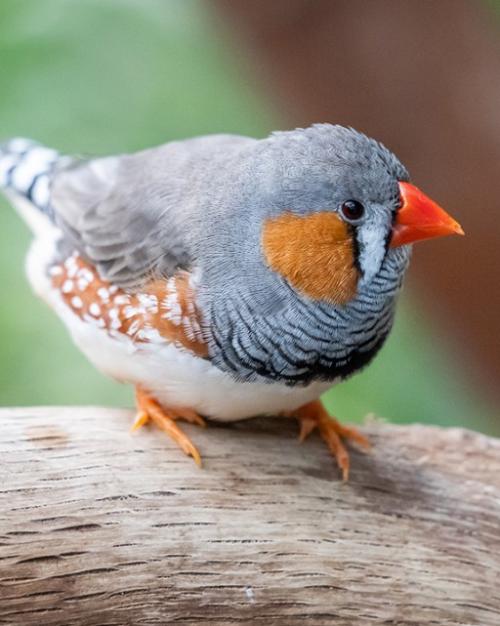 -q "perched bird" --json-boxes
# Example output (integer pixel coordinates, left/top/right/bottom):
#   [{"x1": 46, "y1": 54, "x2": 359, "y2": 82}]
[{"x1": 0, "y1": 125, "x2": 463, "y2": 478}]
